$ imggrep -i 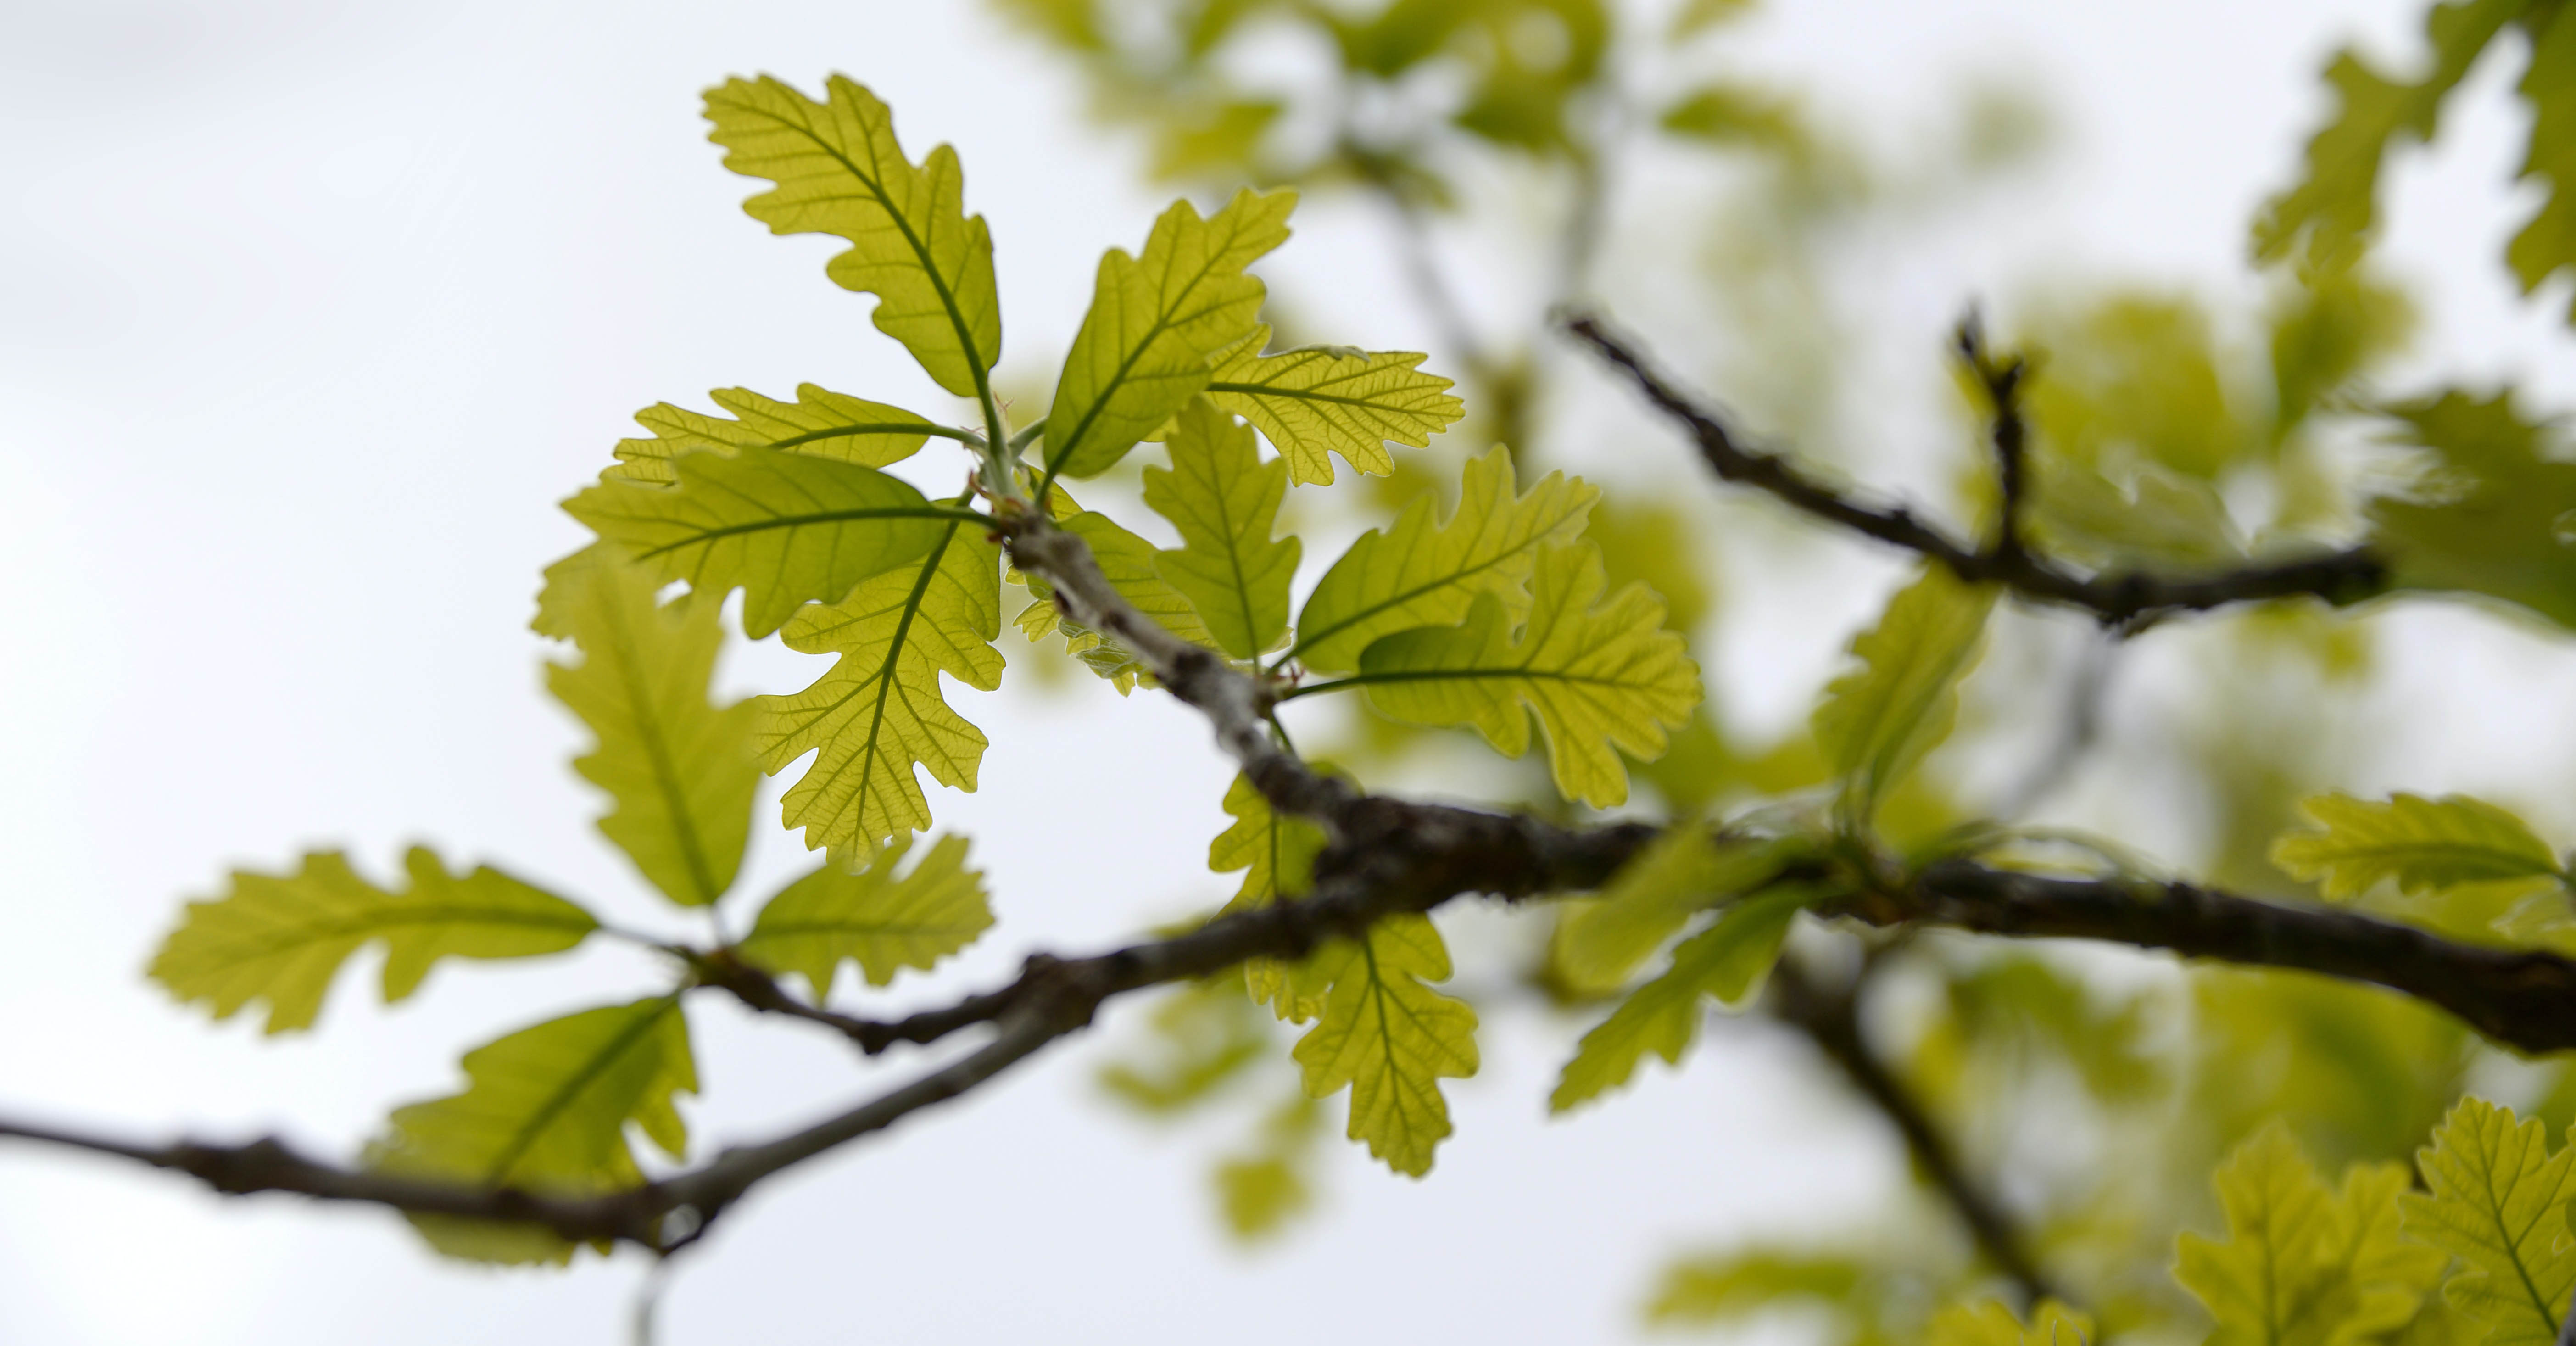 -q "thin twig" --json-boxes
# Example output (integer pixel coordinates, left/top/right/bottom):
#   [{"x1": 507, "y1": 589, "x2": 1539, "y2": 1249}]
[
  {"x1": 1767, "y1": 952, "x2": 2060, "y2": 1309},
  {"x1": 1954, "y1": 310, "x2": 2030, "y2": 561},
  {"x1": 1562, "y1": 311, "x2": 2387, "y2": 625}
]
